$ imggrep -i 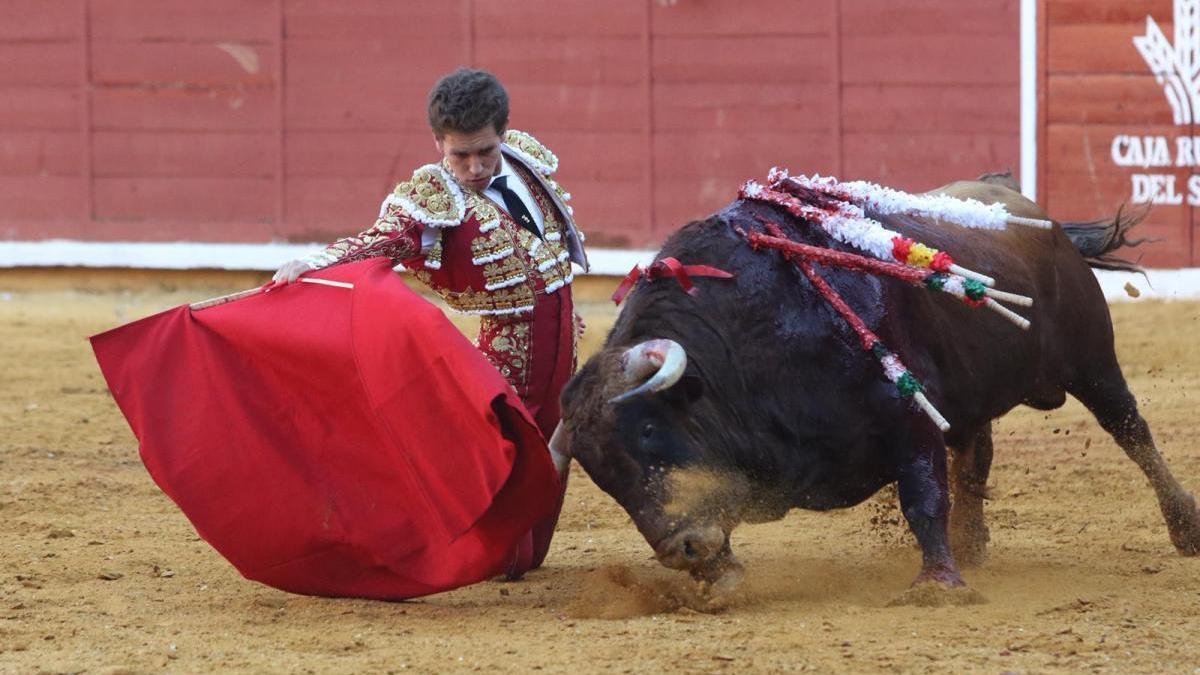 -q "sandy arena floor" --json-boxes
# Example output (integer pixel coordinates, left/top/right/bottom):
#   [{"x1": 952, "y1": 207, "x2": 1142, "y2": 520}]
[{"x1": 1, "y1": 271, "x2": 1198, "y2": 674}]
